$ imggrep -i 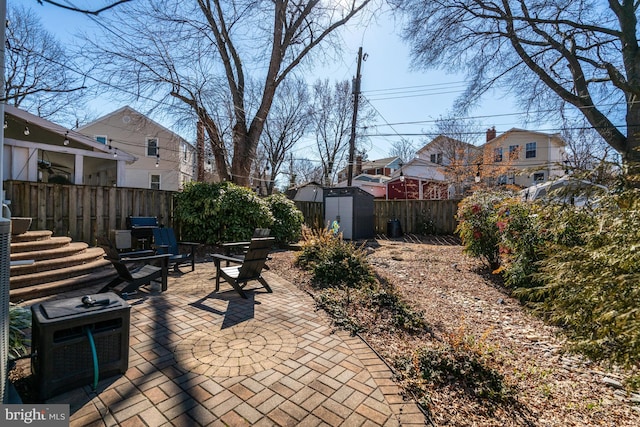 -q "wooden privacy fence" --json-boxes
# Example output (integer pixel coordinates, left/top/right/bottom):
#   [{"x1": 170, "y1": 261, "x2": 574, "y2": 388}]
[
  {"x1": 4, "y1": 181, "x2": 461, "y2": 246},
  {"x1": 294, "y1": 199, "x2": 461, "y2": 235},
  {"x1": 4, "y1": 180, "x2": 175, "y2": 245}
]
